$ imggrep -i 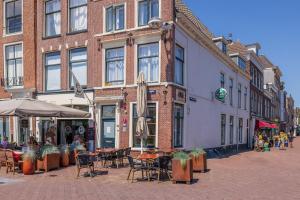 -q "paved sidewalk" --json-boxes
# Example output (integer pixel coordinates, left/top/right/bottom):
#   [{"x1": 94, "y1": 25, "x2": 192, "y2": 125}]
[{"x1": 1, "y1": 138, "x2": 300, "y2": 200}]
